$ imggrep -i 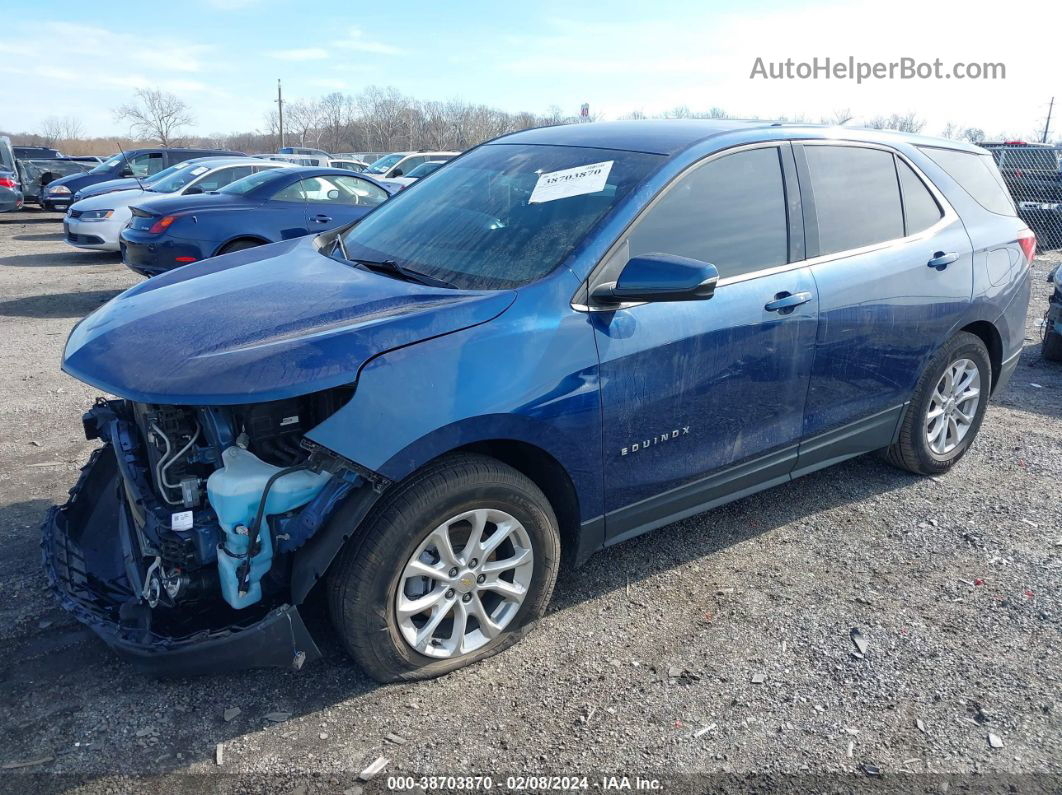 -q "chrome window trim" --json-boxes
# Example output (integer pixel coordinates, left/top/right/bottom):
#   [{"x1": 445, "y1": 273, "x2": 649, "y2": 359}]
[{"x1": 574, "y1": 138, "x2": 958, "y2": 310}]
